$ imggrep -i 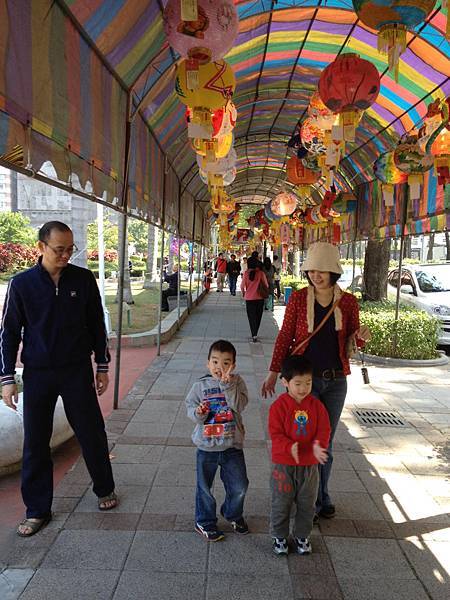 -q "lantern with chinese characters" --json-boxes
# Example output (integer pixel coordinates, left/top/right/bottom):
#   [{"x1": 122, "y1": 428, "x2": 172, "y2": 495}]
[
  {"x1": 191, "y1": 132, "x2": 233, "y2": 161},
  {"x1": 319, "y1": 53, "x2": 380, "y2": 141},
  {"x1": 186, "y1": 100, "x2": 237, "y2": 140},
  {"x1": 308, "y1": 91, "x2": 336, "y2": 131},
  {"x1": 352, "y1": 1, "x2": 436, "y2": 80},
  {"x1": 175, "y1": 59, "x2": 236, "y2": 123},
  {"x1": 425, "y1": 99, "x2": 450, "y2": 186},
  {"x1": 300, "y1": 118, "x2": 326, "y2": 155},
  {"x1": 374, "y1": 151, "x2": 408, "y2": 206},
  {"x1": 211, "y1": 188, "x2": 235, "y2": 214},
  {"x1": 394, "y1": 135, "x2": 434, "y2": 199},
  {"x1": 164, "y1": 0, "x2": 239, "y2": 63},
  {"x1": 271, "y1": 192, "x2": 298, "y2": 217},
  {"x1": 286, "y1": 157, "x2": 320, "y2": 196}
]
